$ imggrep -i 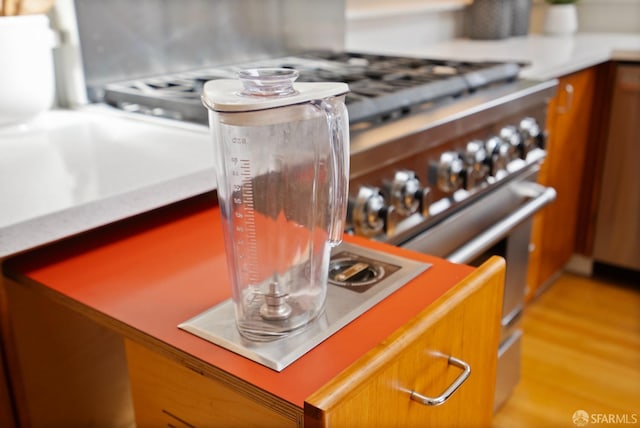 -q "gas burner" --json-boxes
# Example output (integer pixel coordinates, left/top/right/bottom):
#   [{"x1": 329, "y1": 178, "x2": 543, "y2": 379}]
[{"x1": 100, "y1": 51, "x2": 522, "y2": 126}]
